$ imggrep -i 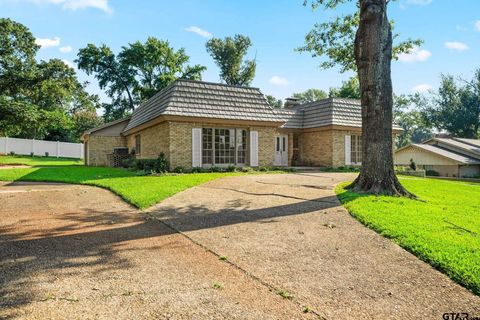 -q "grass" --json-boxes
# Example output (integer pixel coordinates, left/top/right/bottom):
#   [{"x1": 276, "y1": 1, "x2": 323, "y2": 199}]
[
  {"x1": 0, "y1": 156, "x2": 242, "y2": 209},
  {"x1": 336, "y1": 177, "x2": 480, "y2": 295},
  {"x1": 0, "y1": 155, "x2": 83, "y2": 166}
]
